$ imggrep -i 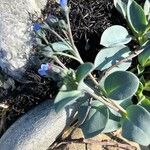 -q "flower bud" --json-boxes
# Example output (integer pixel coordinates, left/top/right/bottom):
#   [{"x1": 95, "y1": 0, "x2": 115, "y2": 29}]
[{"x1": 46, "y1": 14, "x2": 59, "y2": 26}]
